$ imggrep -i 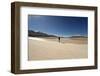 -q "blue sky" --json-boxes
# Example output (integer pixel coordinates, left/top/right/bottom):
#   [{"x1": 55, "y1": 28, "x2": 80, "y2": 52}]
[{"x1": 28, "y1": 15, "x2": 88, "y2": 37}]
